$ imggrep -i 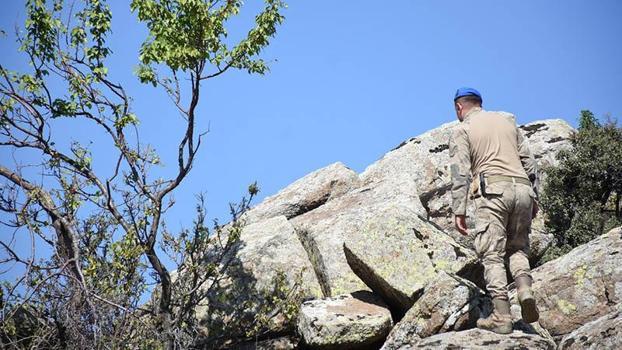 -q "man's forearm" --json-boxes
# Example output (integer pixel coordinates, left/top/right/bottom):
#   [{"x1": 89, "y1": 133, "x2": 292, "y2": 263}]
[{"x1": 451, "y1": 179, "x2": 469, "y2": 215}]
